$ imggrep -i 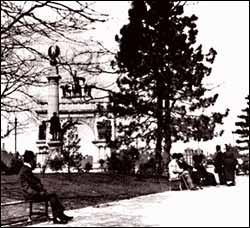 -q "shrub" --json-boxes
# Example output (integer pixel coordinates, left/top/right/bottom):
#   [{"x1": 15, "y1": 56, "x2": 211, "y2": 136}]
[
  {"x1": 49, "y1": 156, "x2": 64, "y2": 171},
  {"x1": 84, "y1": 162, "x2": 92, "y2": 172},
  {"x1": 98, "y1": 159, "x2": 105, "y2": 169},
  {"x1": 137, "y1": 157, "x2": 160, "y2": 176},
  {"x1": 106, "y1": 153, "x2": 122, "y2": 173},
  {"x1": 9, "y1": 157, "x2": 23, "y2": 174},
  {"x1": 106, "y1": 147, "x2": 139, "y2": 174},
  {"x1": 1, "y1": 160, "x2": 9, "y2": 174}
]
